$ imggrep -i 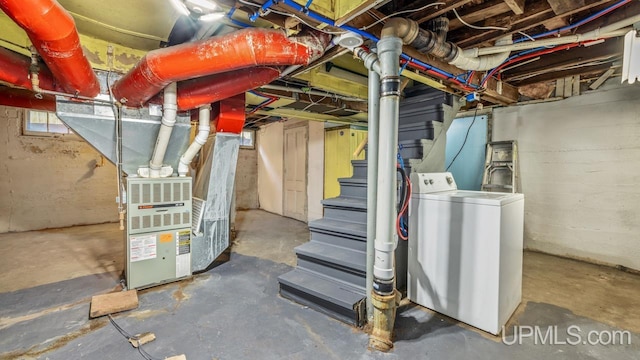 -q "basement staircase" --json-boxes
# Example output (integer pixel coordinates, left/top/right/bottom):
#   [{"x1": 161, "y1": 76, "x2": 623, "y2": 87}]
[{"x1": 278, "y1": 86, "x2": 454, "y2": 326}]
